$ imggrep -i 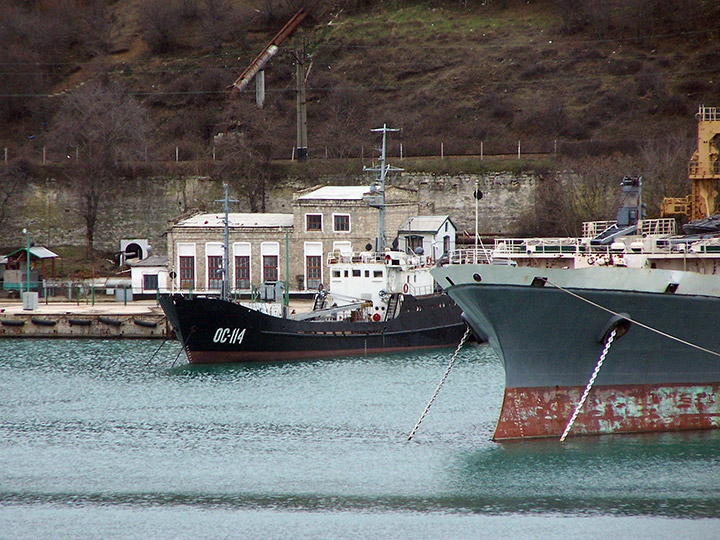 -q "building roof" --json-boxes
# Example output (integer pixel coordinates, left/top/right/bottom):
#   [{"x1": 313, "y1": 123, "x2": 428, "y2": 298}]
[
  {"x1": 398, "y1": 215, "x2": 454, "y2": 233},
  {"x1": 296, "y1": 186, "x2": 370, "y2": 201},
  {"x1": 6, "y1": 246, "x2": 60, "y2": 260},
  {"x1": 128, "y1": 255, "x2": 169, "y2": 268},
  {"x1": 176, "y1": 213, "x2": 293, "y2": 228}
]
